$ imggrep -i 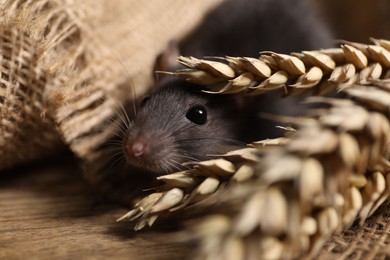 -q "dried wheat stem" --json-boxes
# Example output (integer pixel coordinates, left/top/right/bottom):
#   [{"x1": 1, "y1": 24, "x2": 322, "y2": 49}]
[{"x1": 164, "y1": 38, "x2": 390, "y2": 96}]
